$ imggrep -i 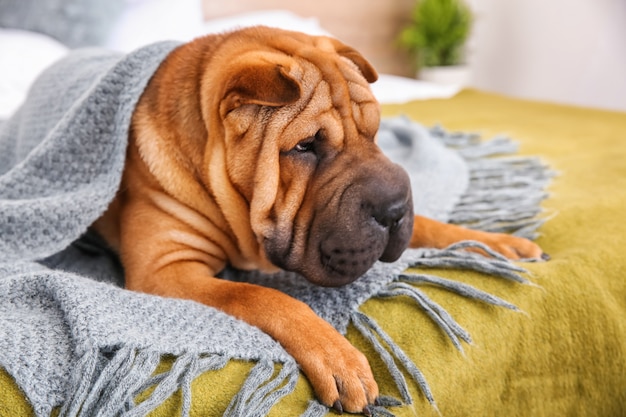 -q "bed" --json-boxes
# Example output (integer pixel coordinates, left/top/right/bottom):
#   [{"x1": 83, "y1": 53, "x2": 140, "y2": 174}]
[{"x1": 1, "y1": 4, "x2": 625, "y2": 417}]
